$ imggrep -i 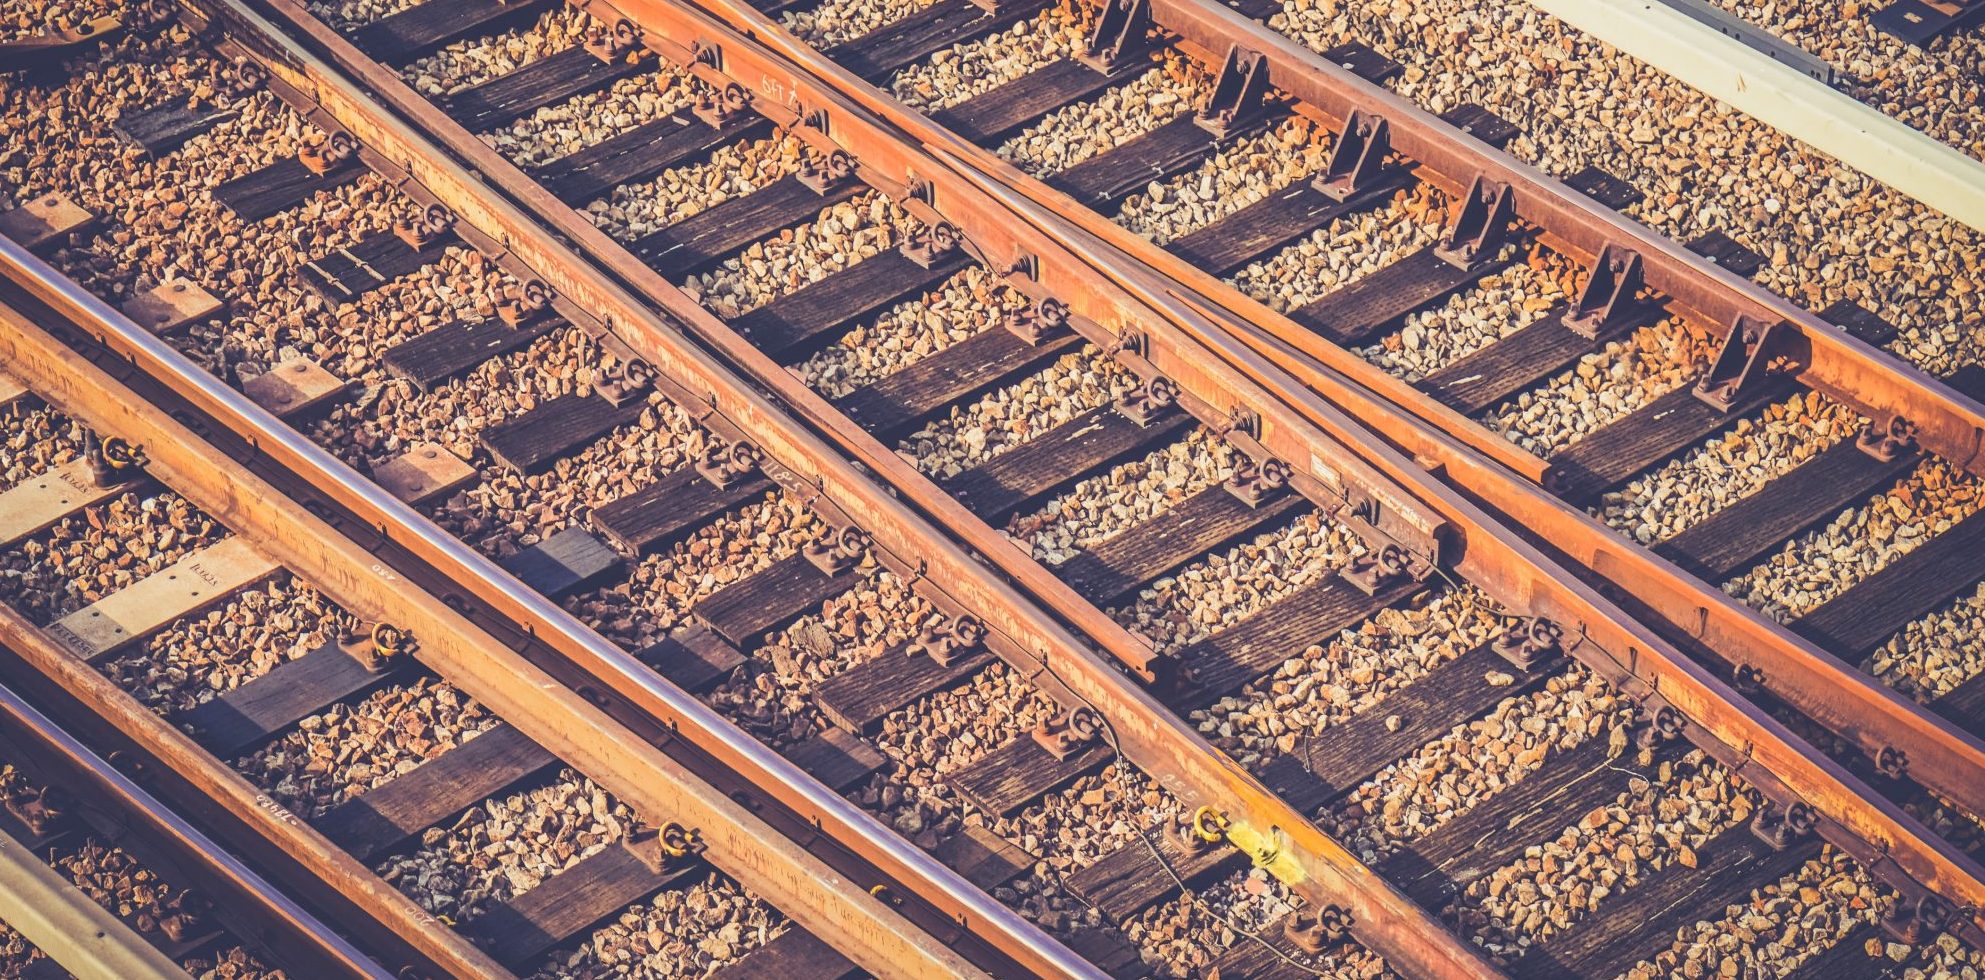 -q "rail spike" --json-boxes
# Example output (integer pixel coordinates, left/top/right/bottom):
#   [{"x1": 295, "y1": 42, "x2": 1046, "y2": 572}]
[
  {"x1": 1004, "y1": 296, "x2": 1069, "y2": 345},
  {"x1": 1750, "y1": 800, "x2": 1816, "y2": 851},
  {"x1": 899, "y1": 222, "x2": 960, "y2": 268},
  {"x1": 1856, "y1": 414, "x2": 1919, "y2": 462},
  {"x1": 1030, "y1": 706, "x2": 1102, "y2": 760},
  {"x1": 1224, "y1": 456, "x2": 1290, "y2": 508},
  {"x1": 905, "y1": 614, "x2": 986, "y2": 667},
  {"x1": 1117, "y1": 376, "x2": 1179, "y2": 426}
]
